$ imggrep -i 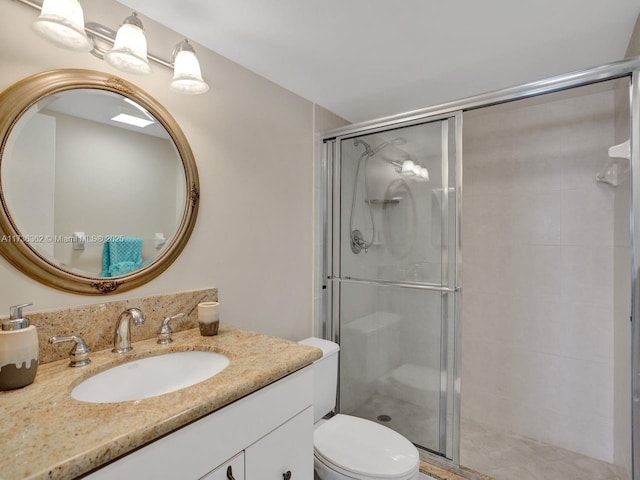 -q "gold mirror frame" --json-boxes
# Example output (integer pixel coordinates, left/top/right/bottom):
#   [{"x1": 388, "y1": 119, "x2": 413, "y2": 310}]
[{"x1": 0, "y1": 69, "x2": 199, "y2": 295}]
